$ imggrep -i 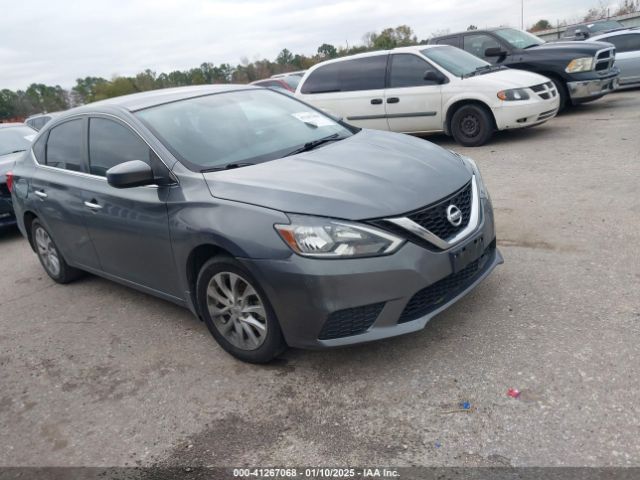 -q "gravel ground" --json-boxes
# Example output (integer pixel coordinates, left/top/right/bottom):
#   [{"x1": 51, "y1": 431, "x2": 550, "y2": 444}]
[{"x1": 1, "y1": 89, "x2": 639, "y2": 469}]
